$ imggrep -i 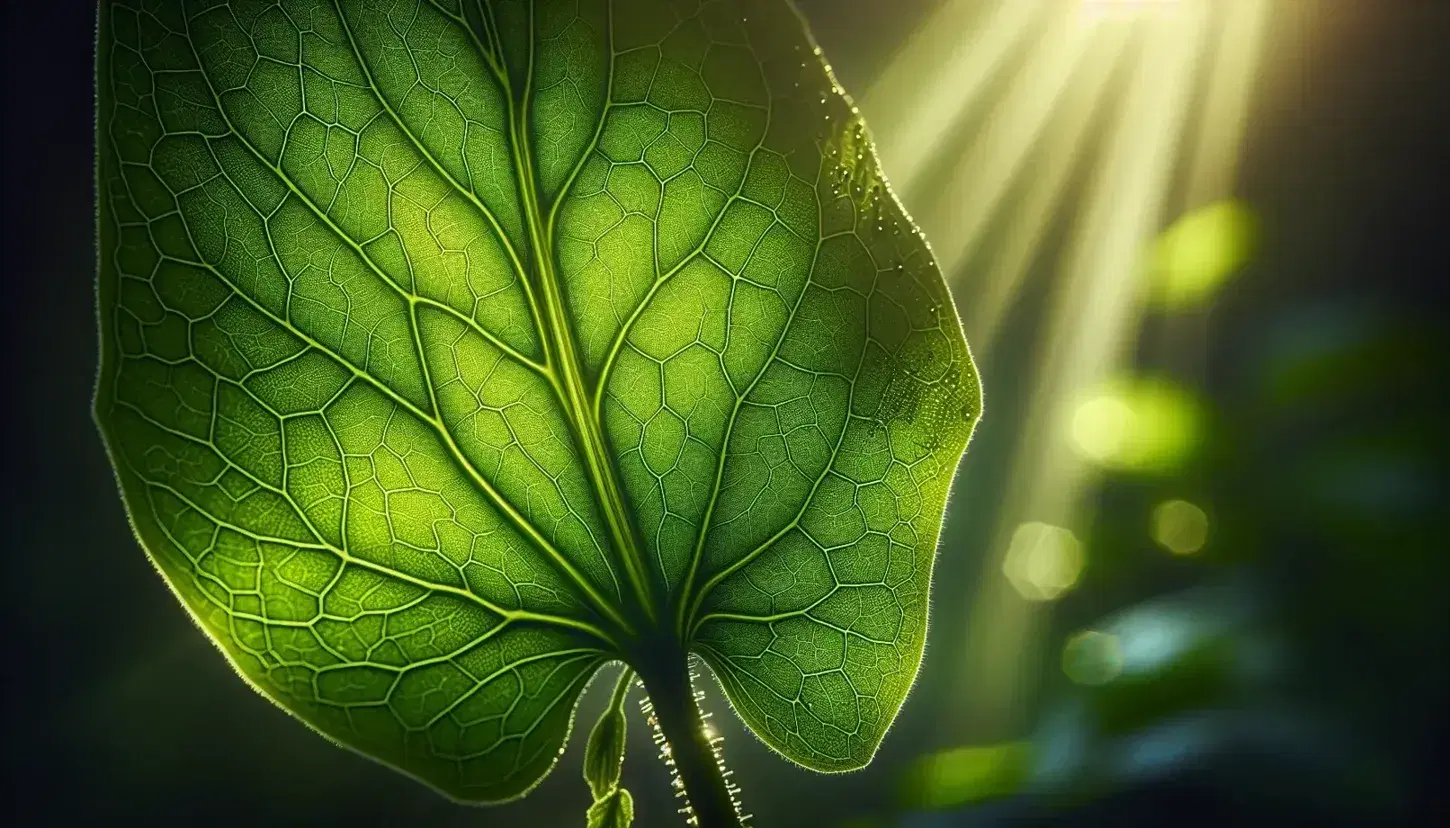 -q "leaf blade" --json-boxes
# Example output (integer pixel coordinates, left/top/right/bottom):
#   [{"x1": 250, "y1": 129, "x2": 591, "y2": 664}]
[{"x1": 96, "y1": 0, "x2": 980, "y2": 801}]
